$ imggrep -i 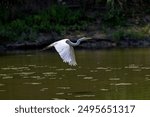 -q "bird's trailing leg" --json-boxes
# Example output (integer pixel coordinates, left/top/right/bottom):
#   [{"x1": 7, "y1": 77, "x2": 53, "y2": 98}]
[{"x1": 42, "y1": 44, "x2": 53, "y2": 51}]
